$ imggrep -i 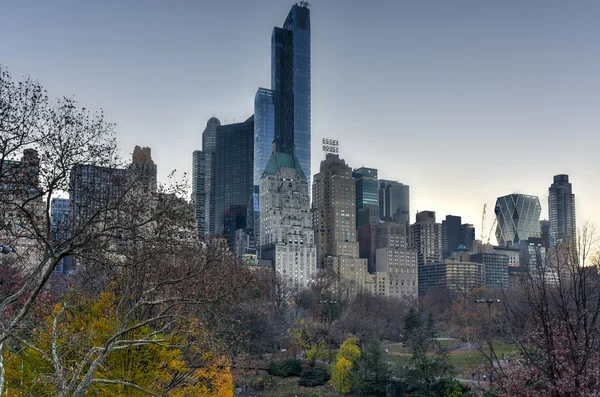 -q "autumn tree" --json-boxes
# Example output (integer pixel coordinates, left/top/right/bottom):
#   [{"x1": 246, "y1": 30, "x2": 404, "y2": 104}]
[
  {"x1": 331, "y1": 336, "x2": 360, "y2": 393},
  {"x1": 287, "y1": 318, "x2": 327, "y2": 367}
]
